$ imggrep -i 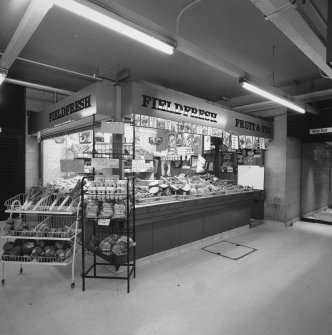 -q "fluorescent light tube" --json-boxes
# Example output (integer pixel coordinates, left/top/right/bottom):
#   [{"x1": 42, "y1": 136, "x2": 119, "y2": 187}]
[
  {"x1": 0, "y1": 71, "x2": 7, "y2": 86},
  {"x1": 55, "y1": 0, "x2": 175, "y2": 55},
  {"x1": 240, "y1": 79, "x2": 305, "y2": 113}
]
